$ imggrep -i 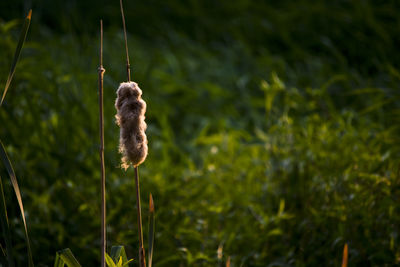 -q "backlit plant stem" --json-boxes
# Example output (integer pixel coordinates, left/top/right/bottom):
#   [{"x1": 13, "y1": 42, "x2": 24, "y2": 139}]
[
  {"x1": 119, "y1": 1, "x2": 146, "y2": 266},
  {"x1": 120, "y1": 0, "x2": 131, "y2": 81},
  {"x1": 135, "y1": 167, "x2": 146, "y2": 267},
  {"x1": 98, "y1": 19, "x2": 106, "y2": 267}
]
